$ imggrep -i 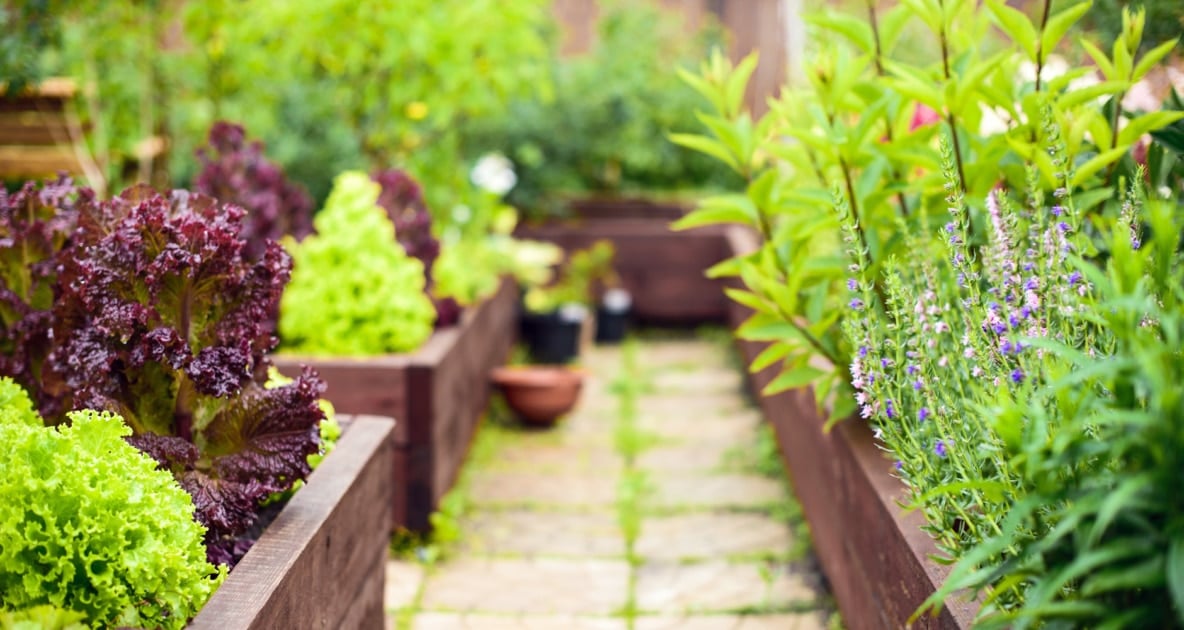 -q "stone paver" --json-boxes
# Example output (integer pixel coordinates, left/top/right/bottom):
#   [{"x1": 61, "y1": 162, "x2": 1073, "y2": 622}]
[
  {"x1": 649, "y1": 473, "x2": 785, "y2": 510},
  {"x1": 390, "y1": 338, "x2": 828, "y2": 629},
  {"x1": 459, "y1": 510, "x2": 625, "y2": 557},
  {"x1": 386, "y1": 560, "x2": 425, "y2": 610},
  {"x1": 635, "y1": 561, "x2": 816, "y2": 613},
  {"x1": 419, "y1": 558, "x2": 630, "y2": 615},
  {"x1": 635, "y1": 513, "x2": 793, "y2": 560},
  {"x1": 413, "y1": 613, "x2": 626, "y2": 629},
  {"x1": 469, "y1": 471, "x2": 619, "y2": 508},
  {"x1": 633, "y1": 613, "x2": 827, "y2": 630}
]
